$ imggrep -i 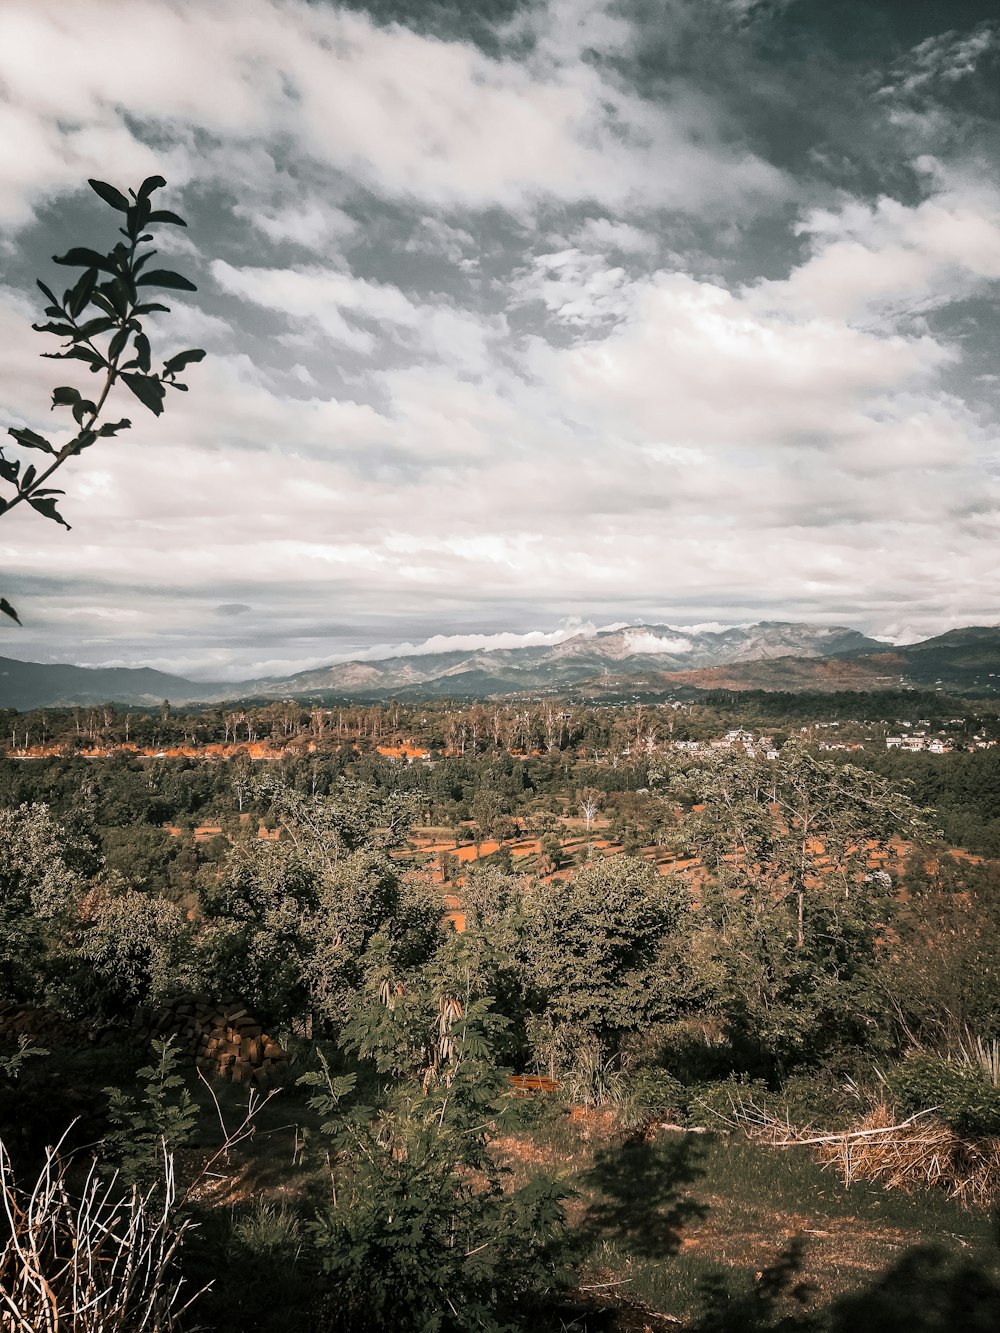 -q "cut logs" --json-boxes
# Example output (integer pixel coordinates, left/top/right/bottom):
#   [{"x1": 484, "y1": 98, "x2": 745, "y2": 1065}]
[
  {"x1": 0, "y1": 1003, "x2": 90, "y2": 1048},
  {"x1": 132, "y1": 994, "x2": 288, "y2": 1087}
]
